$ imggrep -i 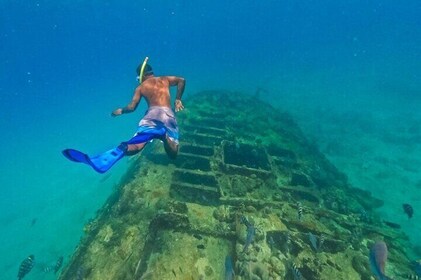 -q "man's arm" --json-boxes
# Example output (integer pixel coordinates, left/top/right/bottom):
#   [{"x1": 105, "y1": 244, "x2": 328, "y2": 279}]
[
  {"x1": 111, "y1": 86, "x2": 142, "y2": 116},
  {"x1": 166, "y1": 76, "x2": 186, "y2": 112}
]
